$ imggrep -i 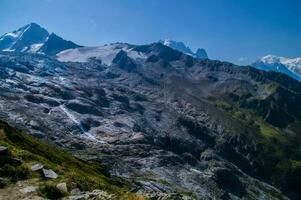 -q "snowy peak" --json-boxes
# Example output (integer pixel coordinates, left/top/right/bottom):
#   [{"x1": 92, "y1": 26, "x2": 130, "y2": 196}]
[
  {"x1": 259, "y1": 55, "x2": 301, "y2": 72},
  {"x1": 0, "y1": 23, "x2": 49, "y2": 52},
  {"x1": 0, "y1": 23, "x2": 80, "y2": 55},
  {"x1": 159, "y1": 39, "x2": 208, "y2": 59},
  {"x1": 252, "y1": 55, "x2": 301, "y2": 81},
  {"x1": 160, "y1": 39, "x2": 194, "y2": 56},
  {"x1": 260, "y1": 54, "x2": 282, "y2": 64}
]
